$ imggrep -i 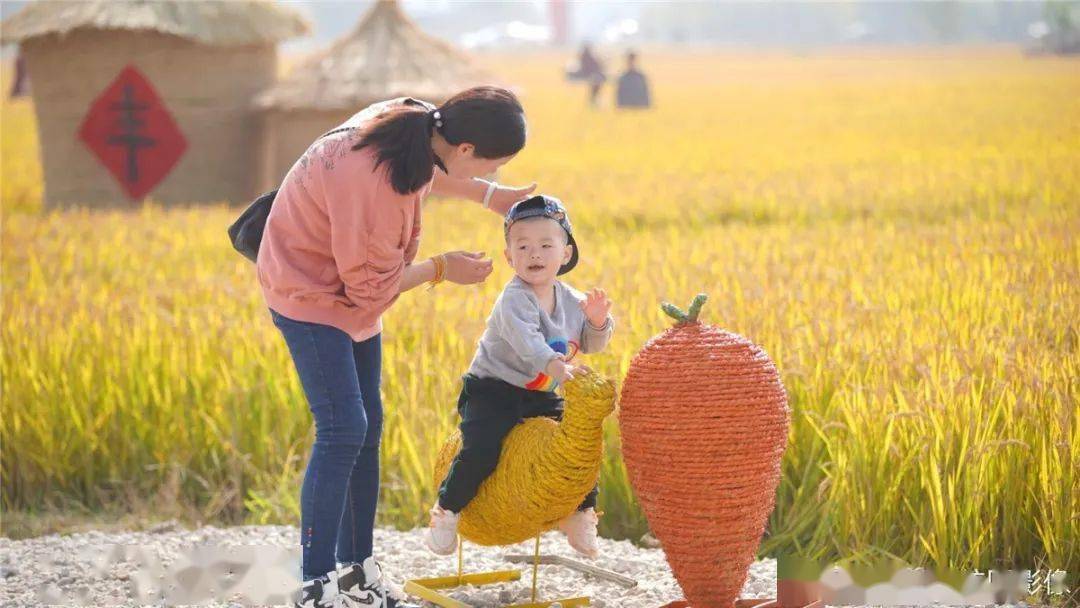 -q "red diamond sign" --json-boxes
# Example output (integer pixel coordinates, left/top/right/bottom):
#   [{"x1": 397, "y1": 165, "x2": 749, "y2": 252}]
[{"x1": 78, "y1": 65, "x2": 187, "y2": 201}]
